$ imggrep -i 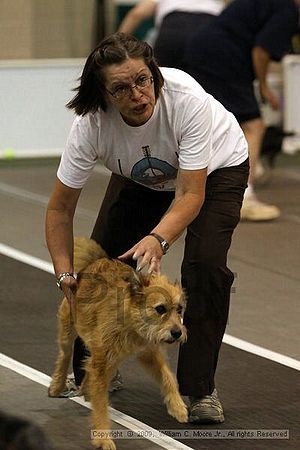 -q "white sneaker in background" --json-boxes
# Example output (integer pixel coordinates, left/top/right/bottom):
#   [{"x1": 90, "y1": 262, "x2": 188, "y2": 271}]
[{"x1": 241, "y1": 194, "x2": 280, "y2": 221}]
